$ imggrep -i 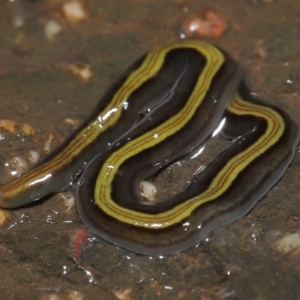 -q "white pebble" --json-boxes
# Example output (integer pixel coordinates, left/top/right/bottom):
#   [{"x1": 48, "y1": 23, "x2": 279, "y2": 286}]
[
  {"x1": 13, "y1": 16, "x2": 25, "y2": 28},
  {"x1": 28, "y1": 150, "x2": 40, "y2": 164},
  {"x1": 45, "y1": 20, "x2": 62, "y2": 41},
  {"x1": 62, "y1": 1, "x2": 87, "y2": 23},
  {"x1": 273, "y1": 232, "x2": 300, "y2": 253},
  {"x1": 44, "y1": 134, "x2": 54, "y2": 154},
  {"x1": 140, "y1": 181, "x2": 157, "y2": 202},
  {"x1": 59, "y1": 192, "x2": 75, "y2": 213}
]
